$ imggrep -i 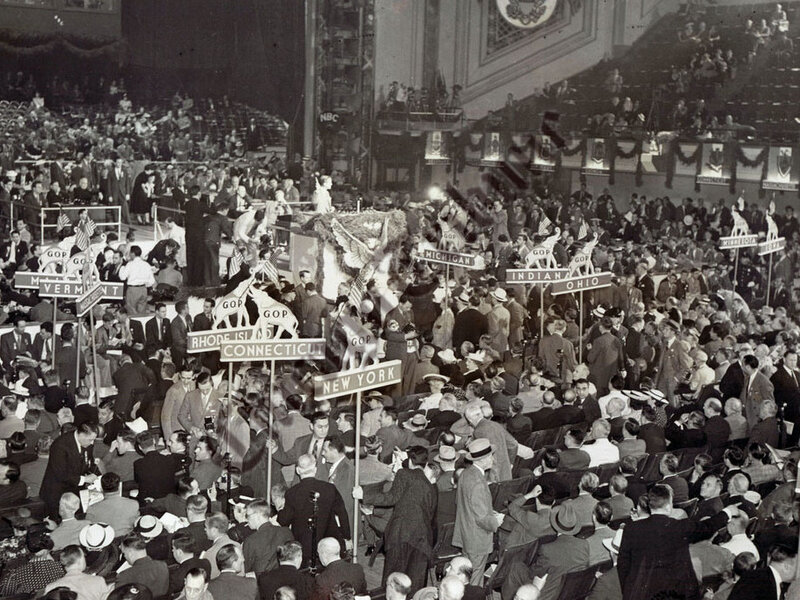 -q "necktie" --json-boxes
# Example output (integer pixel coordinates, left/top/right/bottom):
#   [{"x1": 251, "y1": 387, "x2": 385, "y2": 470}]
[
  {"x1": 311, "y1": 439, "x2": 320, "y2": 458},
  {"x1": 45, "y1": 339, "x2": 50, "y2": 360},
  {"x1": 186, "y1": 317, "x2": 192, "y2": 332}
]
